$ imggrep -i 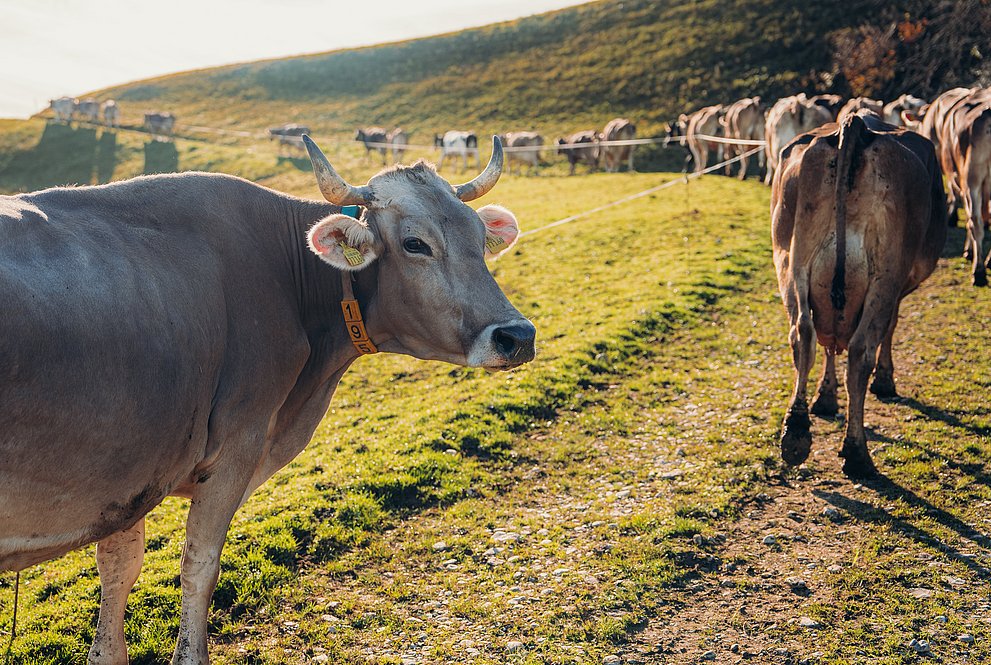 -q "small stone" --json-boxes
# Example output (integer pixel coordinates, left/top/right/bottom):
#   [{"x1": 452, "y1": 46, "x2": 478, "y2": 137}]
[
  {"x1": 506, "y1": 641, "x2": 524, "y2": 654},
  {"x1": 432, "y1": 541, "x2": 448, "y2": 552},
  {"x1": 822, "y1": 507, "x2": 842, "y2": 522},
  {"x1": 762, "y1": 534, "x2": 777, "y2": 546},
  {"x1": 693, "y1": 534, "x2": 705, "y2": 546},
  {"x1": 827, "y1": 564, "x2": 843, "y2": 573},
  {"x1": 909, "y1": 587, "x2": 933, "y2": 600},
  {"x1": 603, "y1": 656, "x2": 622, "y2": 664},
  {"x1": 312, "y1": 656, "x2": 329, "y2": 663},
  {"x1": 730, "y1": 644, "x2": 740, "y2": 653},
  {"x1": 960, "y1": 634, "x2": 975, "y2": 644},
  {"x1": 701, "y1": 651, "x2": 717, "y2": 661},
  {"x1": 935, "y1": 615, "x2": 949, "y2": 624},
  {"x1": 798, "y1": 616, "x2": 821, "y2": 629},
  {"x1": 616, "y1": 490, "x2": 631, "y2": 499},
  {"x1": 908, "y1": 638, "x2": 930, "y2": 653}
]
